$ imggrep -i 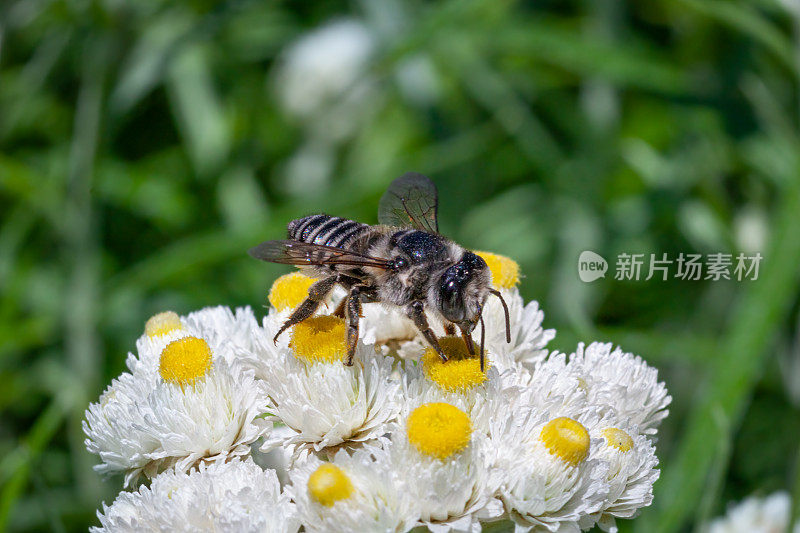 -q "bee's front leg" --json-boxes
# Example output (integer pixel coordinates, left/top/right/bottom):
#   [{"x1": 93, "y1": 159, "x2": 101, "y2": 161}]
[
  {"x1": 405, "y1": 301, "x2": 448, "y2": 362},
  {"x1": 274, "y1": 276, "x2": 338, "y2": 343},
  {"x1": 344, "y1": 286, "x2": 363, "y2": 366}
]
